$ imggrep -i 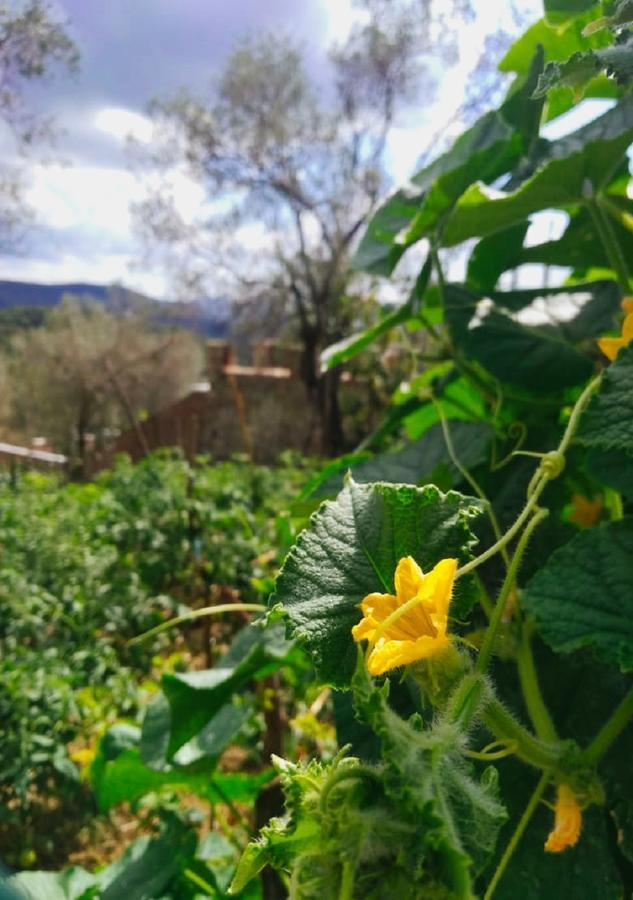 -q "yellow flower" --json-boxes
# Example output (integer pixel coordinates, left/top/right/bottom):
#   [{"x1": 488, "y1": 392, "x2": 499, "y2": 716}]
[
  {"x1": 598, "y1": 312, "x2": 633, "y2": 361},
  {"x1": 351, "y1": 555, "x2": 457, "y2": 676},
  {"x1": 544, "y1": 784, "x2": 582, "y2": 853},
  {"x1": 568, "y1": 493, "x2": 603, "y2": 528},
  {"x1": 621, "y1": 296, "x2": 633, "y2": 314}
]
